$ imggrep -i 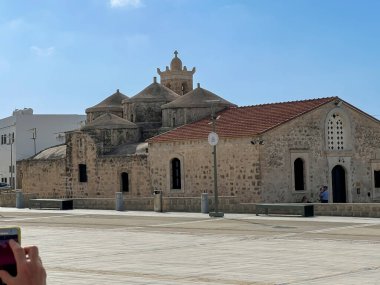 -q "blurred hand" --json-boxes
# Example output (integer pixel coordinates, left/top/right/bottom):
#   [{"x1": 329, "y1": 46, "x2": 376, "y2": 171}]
[{"x1": 0, "y1": 239, "x2": 46, "y2": 285}]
